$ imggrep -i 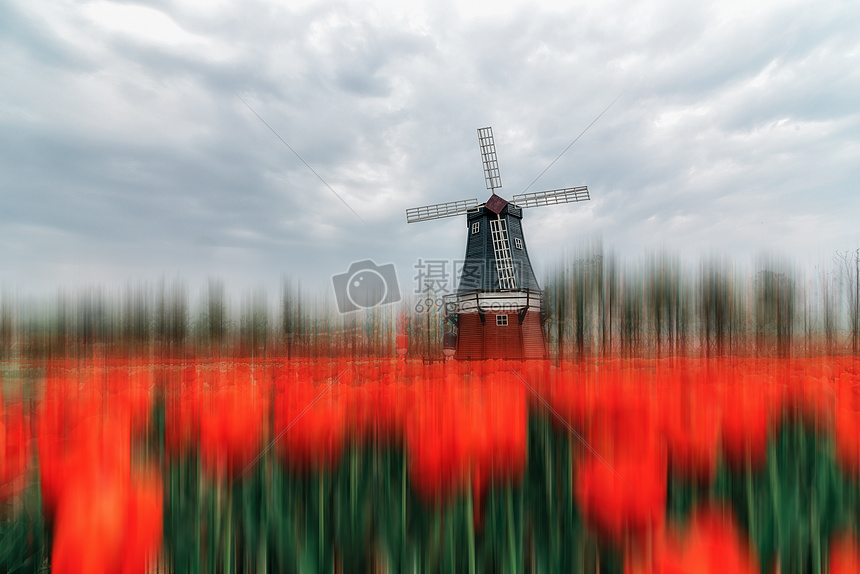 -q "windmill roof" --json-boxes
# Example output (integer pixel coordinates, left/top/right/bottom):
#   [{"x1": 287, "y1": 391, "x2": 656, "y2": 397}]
[{"x1": 485, "y1": 193, "x2": 508, "y2": 214}]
